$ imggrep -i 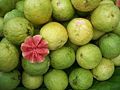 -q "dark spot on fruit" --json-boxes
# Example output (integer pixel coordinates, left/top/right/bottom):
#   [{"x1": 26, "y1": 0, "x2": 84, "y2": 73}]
[
  {"x1": 111, "y1": 13, "x2": 114, "y2": 17},
  {"x1": 80, "y1": 53, "x2": 83, "y2": 57},
  {"x1": 73, "y1": 76, "x2": 78, "y2": 85}
]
